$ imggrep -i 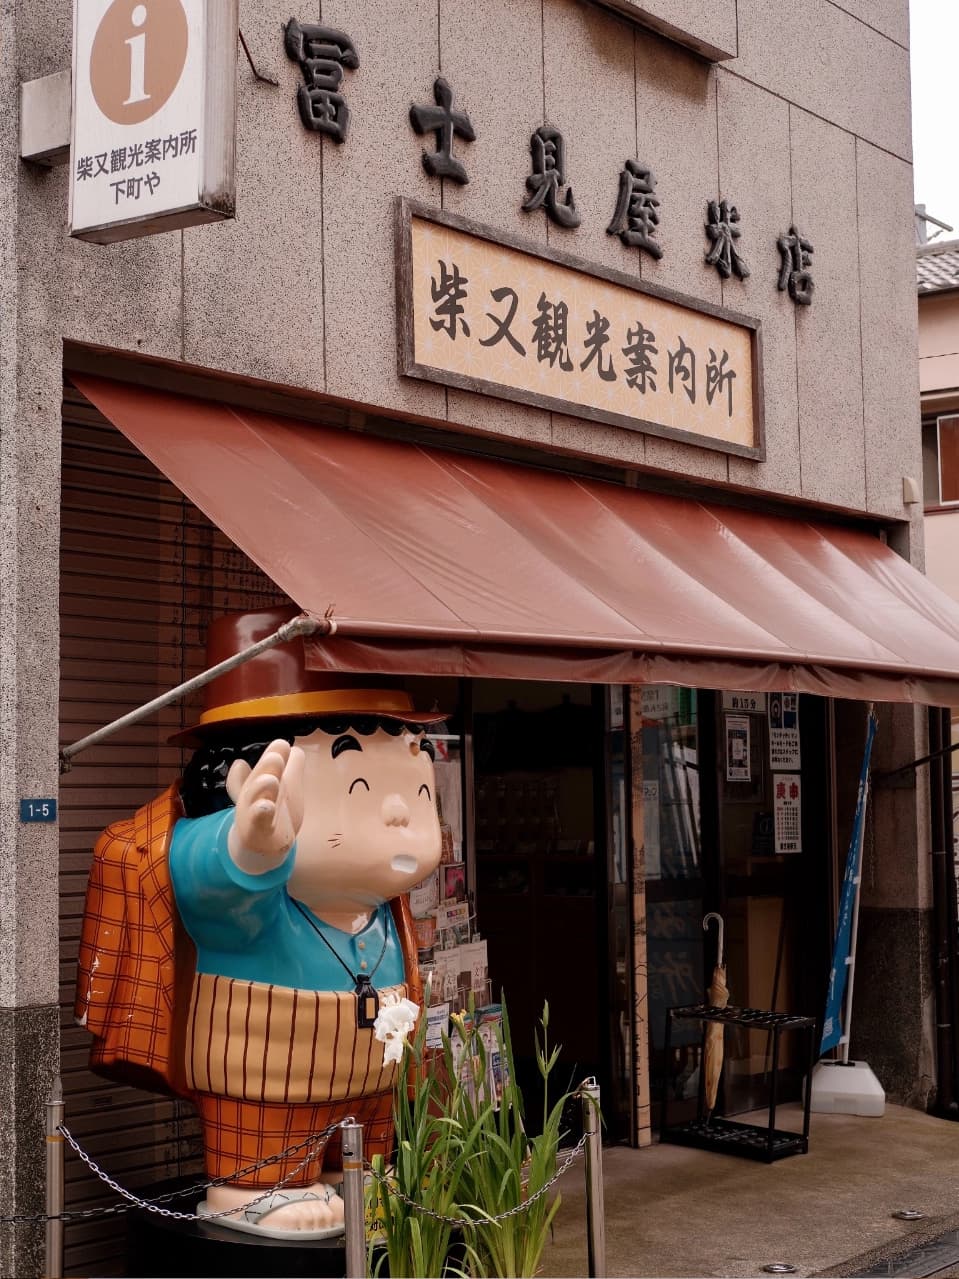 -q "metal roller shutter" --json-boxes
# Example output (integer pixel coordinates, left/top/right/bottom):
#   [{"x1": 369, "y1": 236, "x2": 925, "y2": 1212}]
[{"x1": 59, "y1": 384, "x2": 289, "y2": 1276}]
